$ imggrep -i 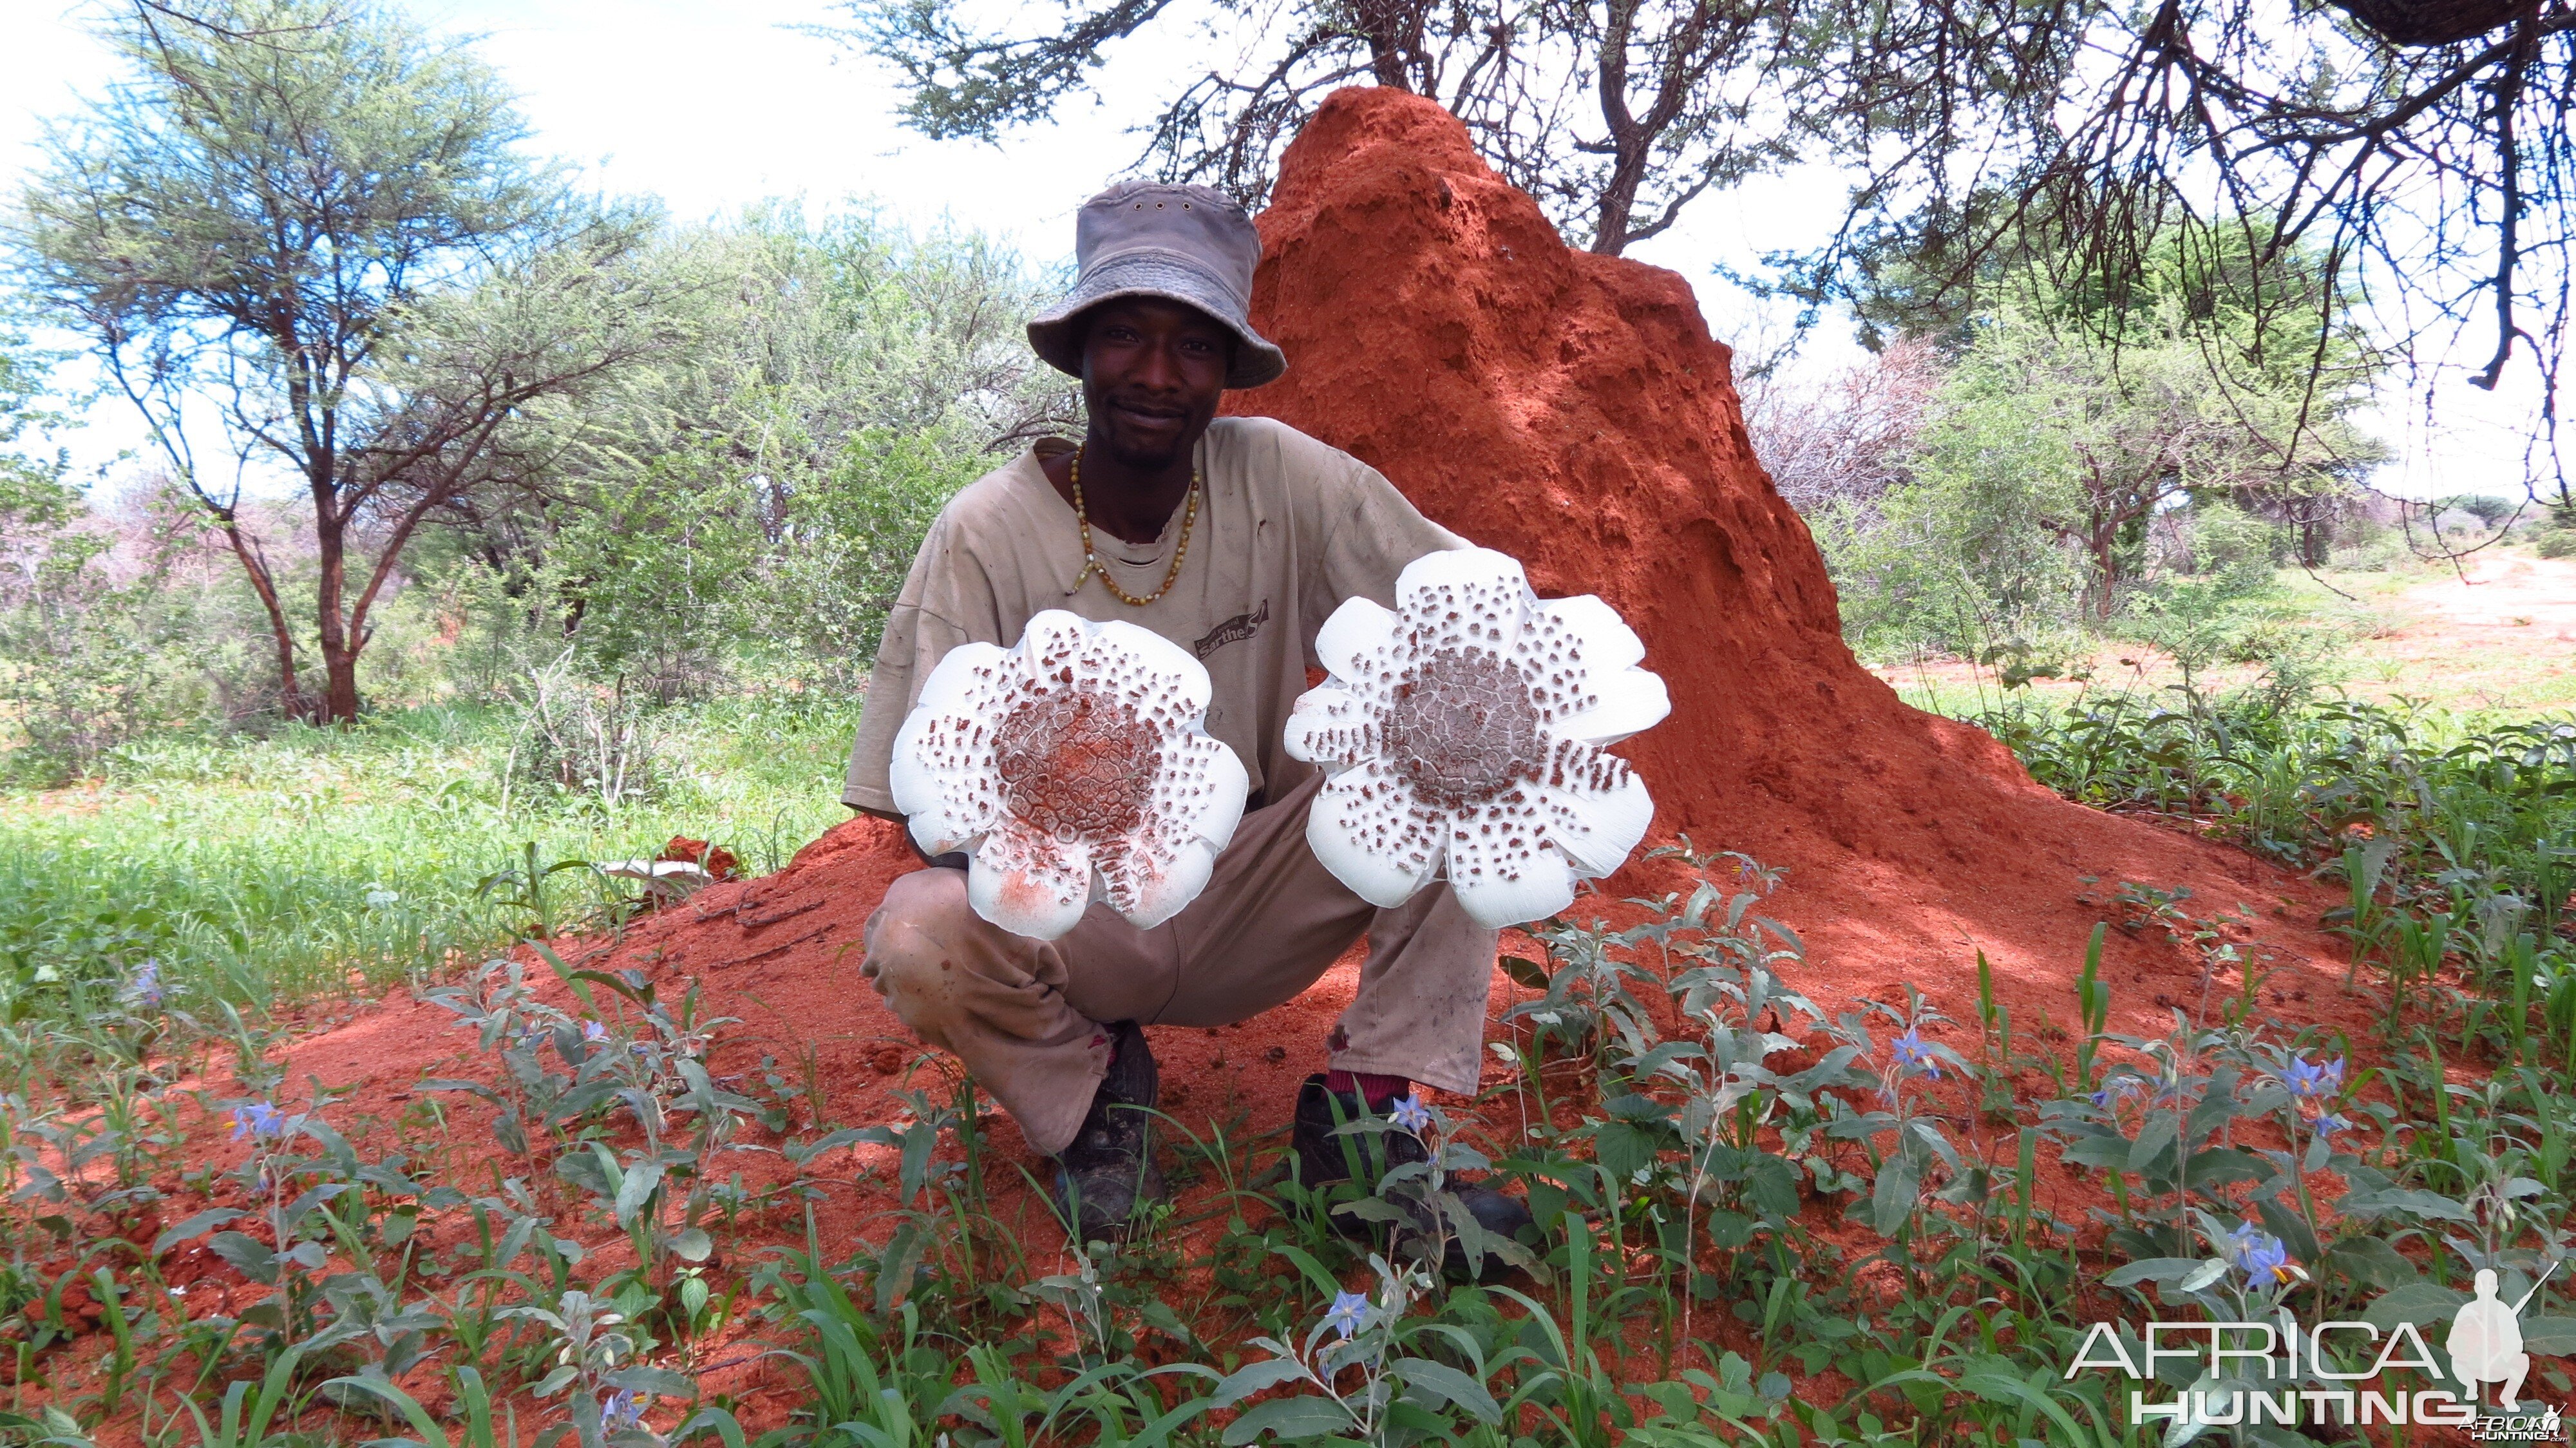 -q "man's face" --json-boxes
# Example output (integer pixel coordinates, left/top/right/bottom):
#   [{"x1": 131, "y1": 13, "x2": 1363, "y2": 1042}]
[{"x1": 1079, "y1": 296, "x2": 1232, "y2": 471}]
